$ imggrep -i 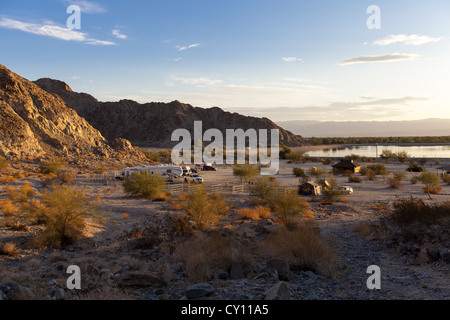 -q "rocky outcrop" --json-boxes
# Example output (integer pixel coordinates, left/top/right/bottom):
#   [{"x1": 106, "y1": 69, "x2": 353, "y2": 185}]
[
  {"x1": 35, "y1": 79, "x2": 309, "y2": 148},
  {"x1": 0, "y1": 64, "x2": 145, "y2": 161}
]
